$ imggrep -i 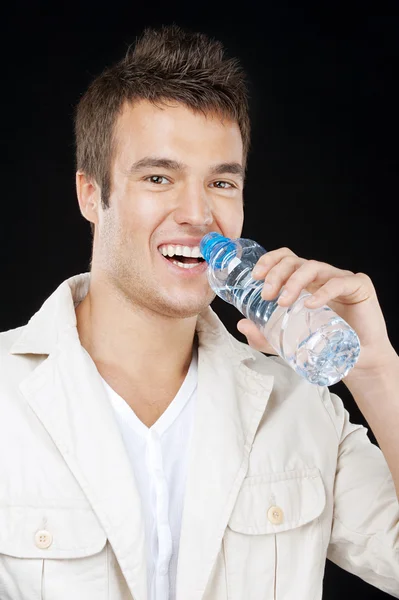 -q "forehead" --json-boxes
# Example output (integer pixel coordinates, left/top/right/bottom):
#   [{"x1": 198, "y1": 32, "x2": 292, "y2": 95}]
[{"x1": 113, "y1": 100, "x2": 243, "y2": 166}]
